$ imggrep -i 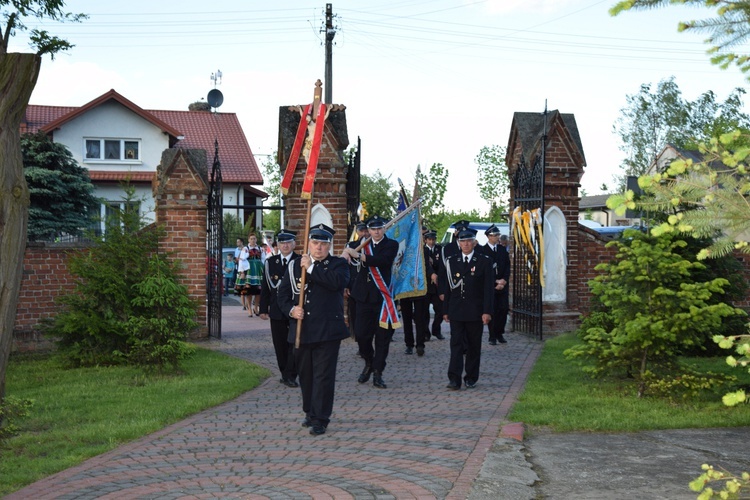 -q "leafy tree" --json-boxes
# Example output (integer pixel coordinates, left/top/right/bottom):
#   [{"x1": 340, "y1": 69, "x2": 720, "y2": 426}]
[
  {"x1": 613, "y1": 77, "x2": 750, "y2": 187},
  {"x1": 475, "y1": 145, "x2": 509, "y2": 221},
  {"x1": 611, "y1": 0, "x2": 750, "y2": 78},
  {"x1": 414, "y1": 162, "x2": 448, "y2": 227},
  {"x1": 21, "y1": 131, "x2": 98, "y2": 241},
  {"x1": 0, "y1": 0, "x2": 87, "y2": 416},
  {"x1": 261, "y1": 153, "x2": 281, "y2": 234},
  {"x1": 44, "y1": 186, "x2": 197, "y2": 371},
  {"x1": 1, "y1": 1, "x2": 87, "y2": 57},
  {"x1": 223, "y1": 213, "x2": 243, "y2": 246},
  {"x1": 565, "y1": 229, "x2": 744, "y2": 397},
  {"x1": 360, "y1": 170, "x2": 396, "y2": 220}
]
